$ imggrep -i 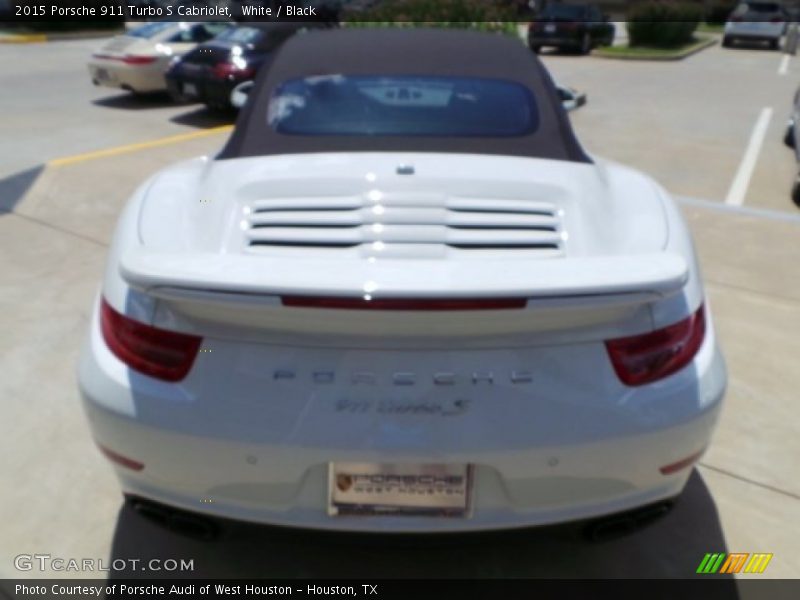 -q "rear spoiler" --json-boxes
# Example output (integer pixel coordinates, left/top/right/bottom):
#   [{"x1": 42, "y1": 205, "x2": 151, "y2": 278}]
[{"x1": 120, "y1": 251, "x2": 689, "y2": 303}]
